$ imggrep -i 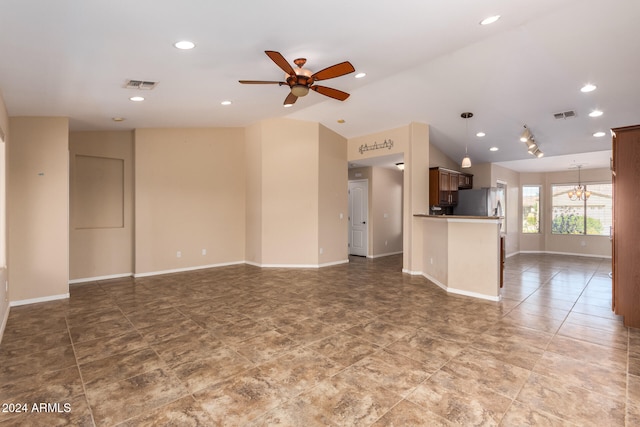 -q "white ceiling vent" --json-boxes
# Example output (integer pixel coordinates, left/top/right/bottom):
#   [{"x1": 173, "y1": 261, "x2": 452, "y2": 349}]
[
  {"x1": 124, "y1": 80, "x2": 158, "y2": 90},
  {"x1": 553, "y1": 110, "x2": 576, "y2": 120}
]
